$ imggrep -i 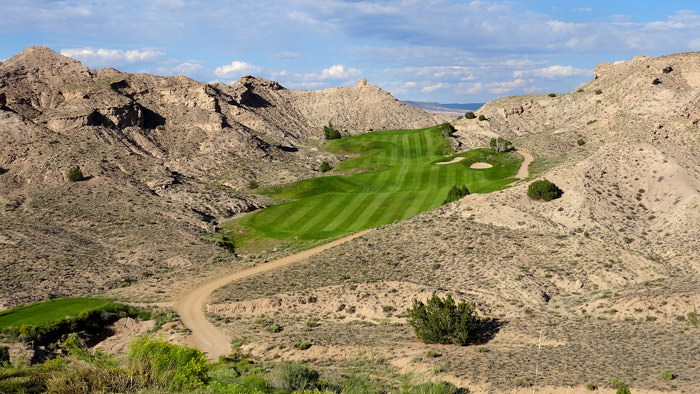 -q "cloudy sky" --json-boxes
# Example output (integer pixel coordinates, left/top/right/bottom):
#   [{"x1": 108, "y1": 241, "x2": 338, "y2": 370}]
[{"x1": 2, "y1": 1, "x2": 700, "y2": 103}]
